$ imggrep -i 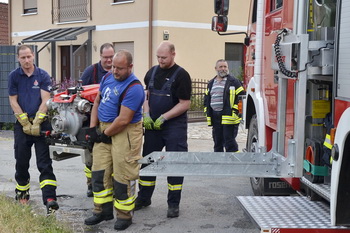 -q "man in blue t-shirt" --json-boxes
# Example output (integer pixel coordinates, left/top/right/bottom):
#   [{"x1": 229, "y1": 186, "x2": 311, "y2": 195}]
[
  {"x1": 84, "y1": 49, "x2": 144, "y2": 231},
  {"x1": 80, "y1": 43, "x2": 115, "y2": 197},
  {"x1": 8, "y1": 45, "x2": 59, "y2": 215}
]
